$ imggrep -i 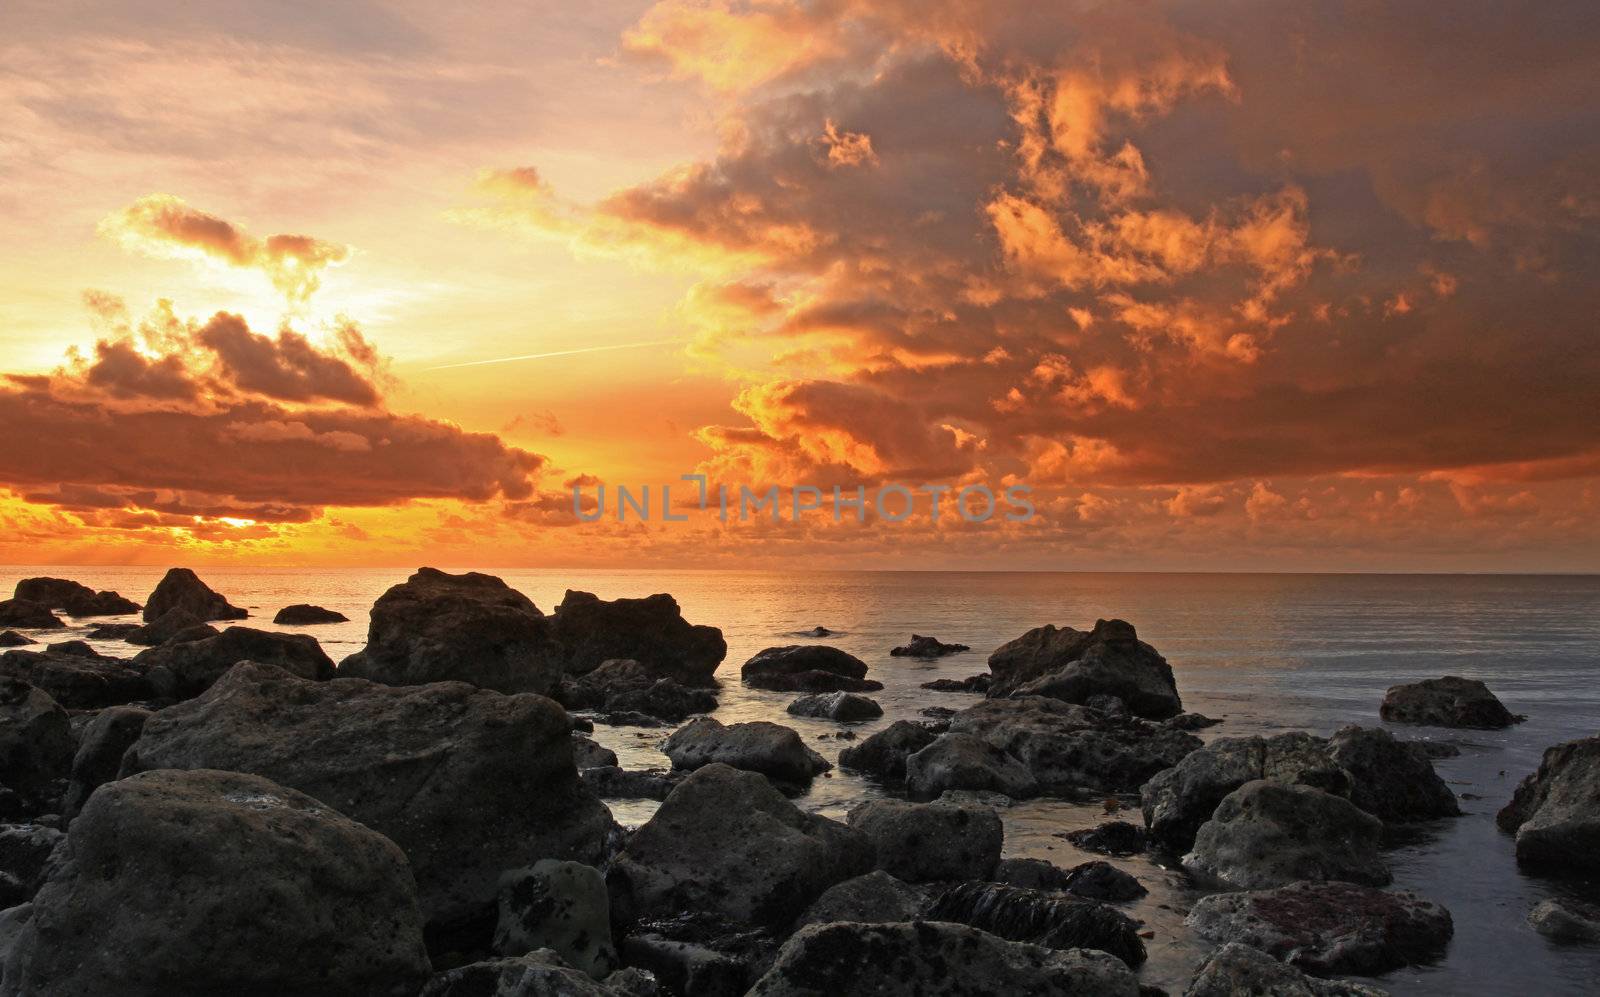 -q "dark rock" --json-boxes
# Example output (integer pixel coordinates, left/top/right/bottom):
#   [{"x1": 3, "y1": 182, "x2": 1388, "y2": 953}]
[
  {"x1": 420, "y1": 951, "x2": 641, "y2": 997},
  {"x1": 748, "y1": 920, "x2": 1139, "y2": 996},
  {"x1": 1, "y1": 768, "x2": 430, "y2": 996},
  {"x1": 920, "y1": 706, "x2": 957, "y2": 719},
  {"x1": 142, "y1": 567, "x2": 246, "y2": 622},
  {"x1": 905, "y1": 732, "x2": 1039, "y2": 800},
  {"x1": 63, "y1": 705, "x2": 152, "y2": 818},
  {"x1": 661, "y1": 717, "x2": 830, "y2": 786},
  {"x1": 847, "y1": 799, "x2": 1003, "y2": 883},
  {"x1": 1186, "y1": 880, "x2": 1453, "y2": 975},
  {"x1": 551, "y1": 590, "x2": 725, "y2": 685},
  {"x1": 837, "y1": 720, "x2": 941, "y2": 780},
  {"x1": 891, "y1": 634, "x2": 971, "y2": 657},
  {"x1": 581, "y1": 765, "x2": 682, "y2": 801},
  {"x1": 1184, "y1": 942, "x2": 1389, "y2": 997},
  {"x1": 0, "y1": 677, "x2": 74, "y2": 807},
  {"x1": 988, "y1": 618, "x2": 1181, "y2": 720},
  {"x1": 133, "y1": 625, "x2": 334, "y2": 700},
  {"x1": 0, "y1": 648, "x2": 148, "y2": 710},
  {"x1": 794, "y1": 870, "x2": 926, "y2": 929},
  {"x1": 1380, "y1": 676, "x2": 1522, "y2": 729},
  {"x1": 83, "y1": 623, "x2": 140, "y2": 641},
  {"x1": 741, "y1": 645, "x2": 881, "y2": 693},
  {"x1": 0, "y1": 600, "x2": 62, "y2": 630},
  {"x1": 1496, "y1": 735, "x2": 1600, "y2": 874},
  {"x1": 796, "y1": 626, "x2": 834, "y2": 638},
  {"x1": 1165, "y1": 712, "x2": 1223, "y2": 731},
  {"x1": 120, "y1": 660, "x2": 613, "y2": 936},
  {"x1": 495, "y1": 860, "x2": 616, "y2": 977},
  {"x1": 43, "y1": 640, "x2": 100, "y2": 658},
  {"x1": 125, "y1": 607, "x2": 217, "y2": 646},
  {"x1": 1186, "y1": 781, "x2": 1390, "y2": 889},
  {"x1": 0, "y1": 823, "x2": 63, "y2": 906},
  {"x1": 786, "y1": 691, "x2": 882, "y2": 722},
  {"x1": 1065, "y1": 820, "x2": 1147, "y2": 856},
  {"x1": 595, "y1": 711, "x2": 669, "y2": 728},
  {"x1": 273, "y1": 603, "x2": 349, "y2": 625},
  {"x1": 928, "y1": 881, "x2": 1148, "y2": 966},
  {"x1": 1327, "y1": 725, "x2": 1460, "y2": 821},
  {"x1": 619, "y1": 920, "x2": 761, "y2": 997},
  {"x1": 921, "y1": 673, "x2": 992, "y2": 693},
  {"x1": 994, "y1": 857, "x2": 1074, "y2": 892},
  {"x1": 15, "y1": 577, "x2": 140, "y2": 617},
  {"x1": 1062, "y1": 861, "x2": 1146, "y2": 902},
  {"x1": 0, "y1": 631, "x2": 30, "y2": 648},
  {"x1": 574, "y1": 735, "x2": 620, "y2": 769},
  {"x1": 607, "y1": 764, "x2": 872, "y2": 931},
  {"x1": 1528, "y1": 898, "x2": 1600, "y2": 942},
  {"x1": 339, "y1": 567, "x2": 561, "y2": 695},
  {"x1": 604, "y1": 679, "x2": 718, "y2": 722}
]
